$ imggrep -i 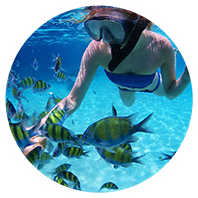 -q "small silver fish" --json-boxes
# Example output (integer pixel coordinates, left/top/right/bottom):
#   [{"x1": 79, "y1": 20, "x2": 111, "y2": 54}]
[{"x1": 31, "y1": 58, "x2": 39, "y2": 70}]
